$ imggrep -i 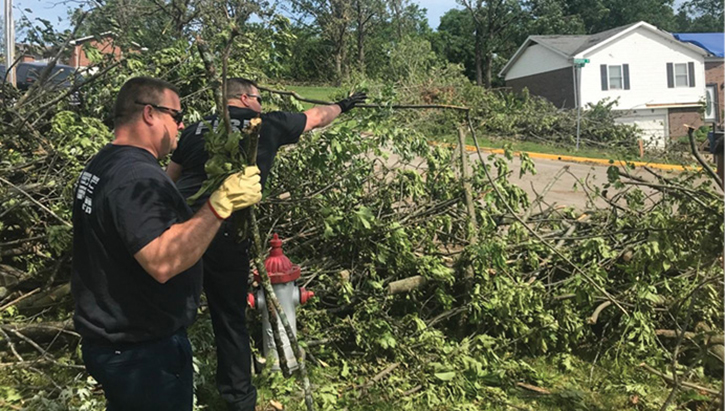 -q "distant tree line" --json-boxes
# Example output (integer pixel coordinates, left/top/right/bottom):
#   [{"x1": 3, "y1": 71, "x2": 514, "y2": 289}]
[{"x1": 49, "y1": 0, "x2": 723, "y2": 87}]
